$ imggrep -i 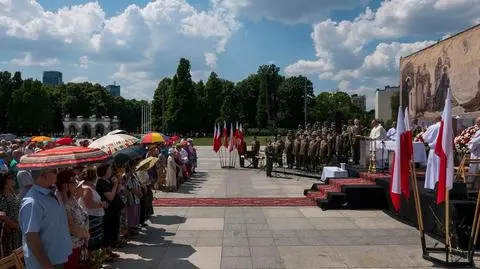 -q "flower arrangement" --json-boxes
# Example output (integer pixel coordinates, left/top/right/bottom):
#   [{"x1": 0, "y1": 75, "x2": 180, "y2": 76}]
[{"x1": 454, "y1": 125, "x2": 479, "y2": 155}]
